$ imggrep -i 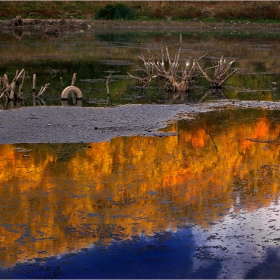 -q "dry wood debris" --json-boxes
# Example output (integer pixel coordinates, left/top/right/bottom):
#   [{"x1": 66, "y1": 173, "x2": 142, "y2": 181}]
[{"x1": 128, "y1": 45, "x2": 237, "y2": 93}]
